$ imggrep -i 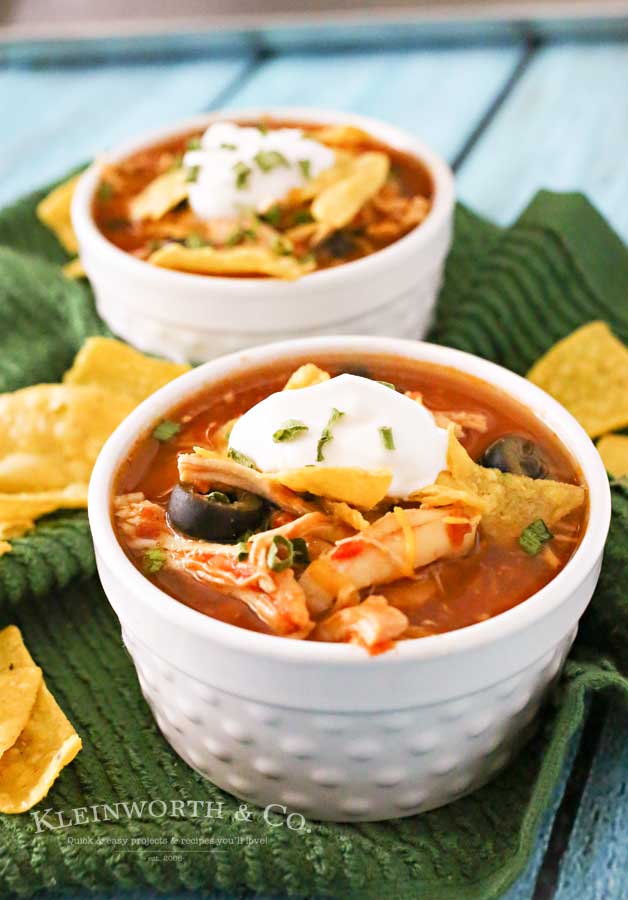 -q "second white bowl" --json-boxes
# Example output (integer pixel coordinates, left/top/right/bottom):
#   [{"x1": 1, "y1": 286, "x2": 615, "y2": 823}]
[{"x1": 72, "y1": 108, "x2": 455, "y2": 363}]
